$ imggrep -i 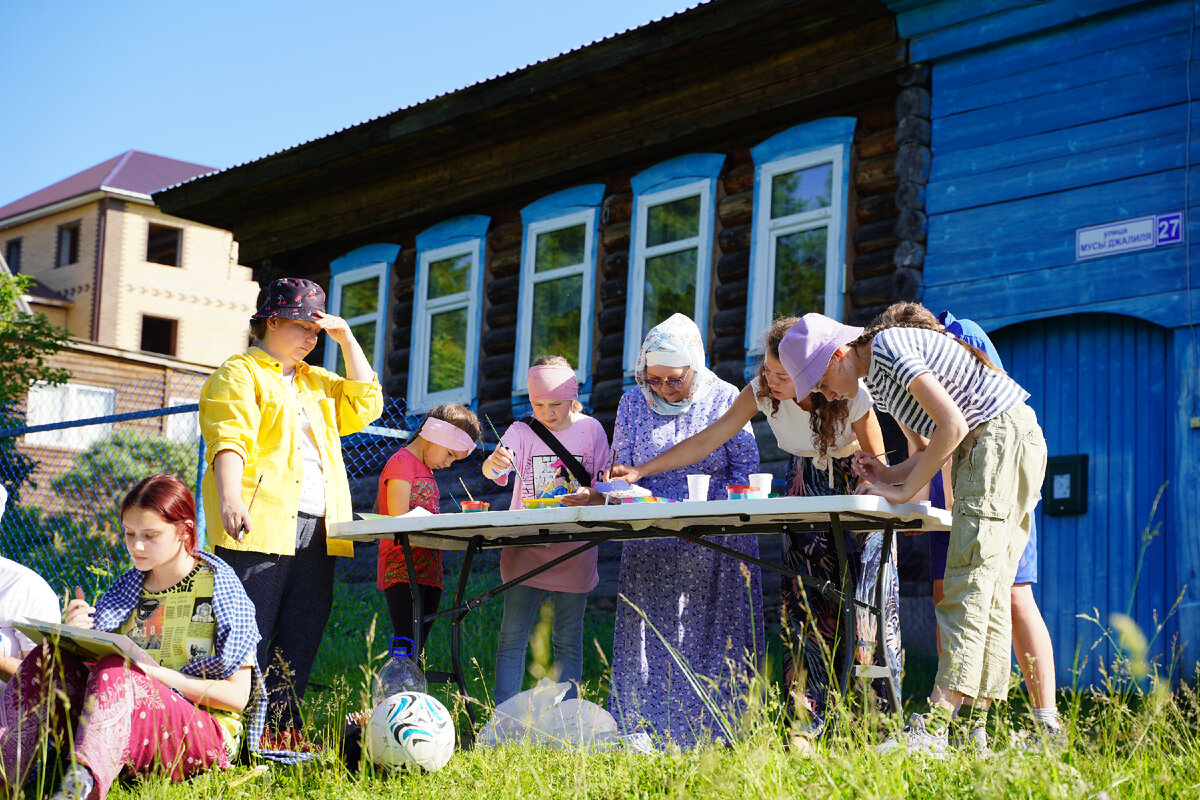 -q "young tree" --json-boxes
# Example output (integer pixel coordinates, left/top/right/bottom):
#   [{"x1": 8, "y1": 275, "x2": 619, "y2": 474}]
[
  {"x1": 0, "y1": 271, "x2": 70, "y2": 405},
  {"x1": 0, "y1": 270, "x2": 70, "y2": 504}
]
